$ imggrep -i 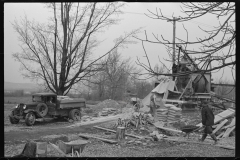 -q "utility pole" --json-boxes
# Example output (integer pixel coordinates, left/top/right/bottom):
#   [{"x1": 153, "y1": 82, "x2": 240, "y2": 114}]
[
  {"x1": 172, "y1": 17, "x2": 176, "y2": 65},
  {"x1": 167, "y1": 17, "x2": 180, "y2": 80},
  {"x1": 167, "y1": 17, "x2": 180, "y2": 65}
]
